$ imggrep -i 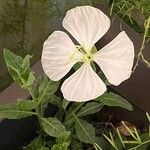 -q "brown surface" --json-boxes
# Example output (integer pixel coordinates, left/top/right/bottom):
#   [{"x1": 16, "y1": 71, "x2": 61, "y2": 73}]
[{"x1": 0, "y1": 5, "x2": 149, "y2": 114}]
